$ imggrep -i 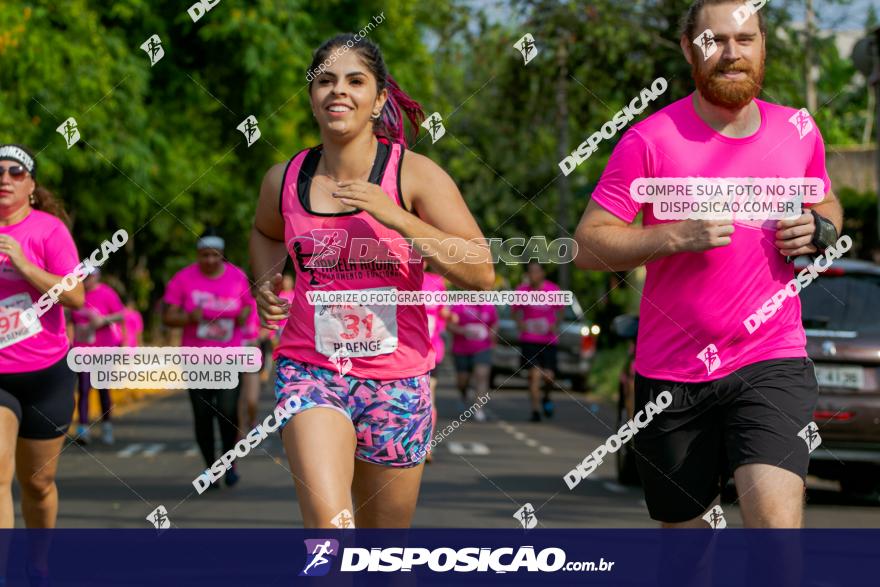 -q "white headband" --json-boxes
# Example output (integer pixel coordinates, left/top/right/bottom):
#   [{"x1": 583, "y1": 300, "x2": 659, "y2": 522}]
[
  {"x1": 197, "y1": 236, "x2": 225, "y2": 250},
  {"x1": 0, "y1": 145, "x2": 35, "y2": 175}
]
